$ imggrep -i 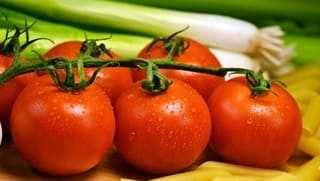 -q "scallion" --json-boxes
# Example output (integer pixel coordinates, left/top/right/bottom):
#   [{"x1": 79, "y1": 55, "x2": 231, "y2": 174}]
[
  {"x1": 0, "y1": 7, "x2": 269, "y2": 74},
  {"x1": 1, "y1": 0, "x2": 291, "y2": 67},
  {"x1": 0, "y1": 7, "x2": 151, "y2": 58},
  {"x1": 110, "y1": 0, "x2": 320, "y2": 36}
]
